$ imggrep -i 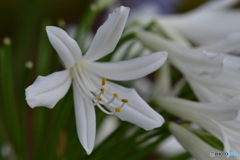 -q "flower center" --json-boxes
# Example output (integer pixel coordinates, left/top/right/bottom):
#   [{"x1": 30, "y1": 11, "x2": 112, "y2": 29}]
[
  {"x1": 93, "y1": 78, "x2": 129, "y2": 115},
  {"x1": 71, "y1": 63, "x2": 128, "y2": 115}
]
